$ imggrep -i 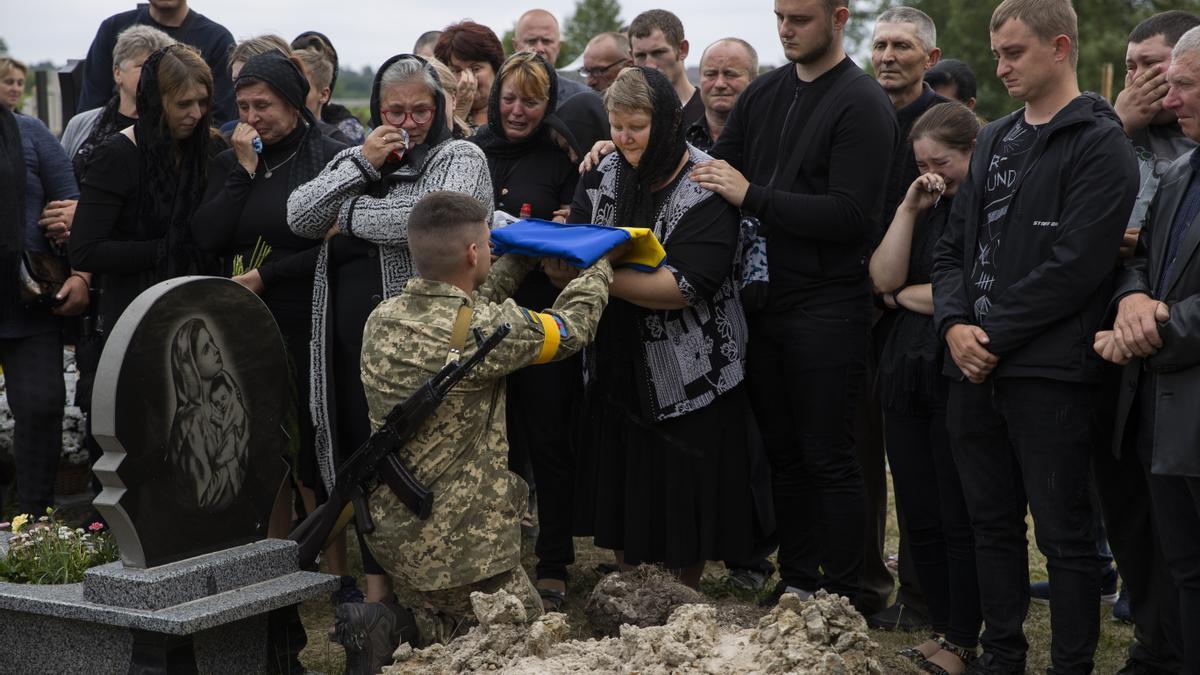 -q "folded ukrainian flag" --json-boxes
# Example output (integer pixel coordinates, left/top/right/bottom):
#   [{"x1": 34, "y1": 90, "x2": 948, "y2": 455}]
[{"x1": 490, "y1": 219, "x2": 666, "y2": 272}]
